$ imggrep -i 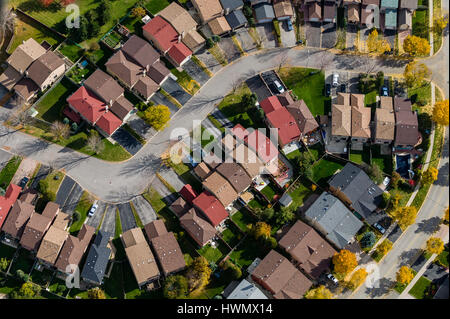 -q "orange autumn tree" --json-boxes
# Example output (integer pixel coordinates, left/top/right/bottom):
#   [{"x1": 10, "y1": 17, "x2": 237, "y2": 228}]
[{"x1": 332, "y1": 249, "x2": 357, "y2": 275}]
